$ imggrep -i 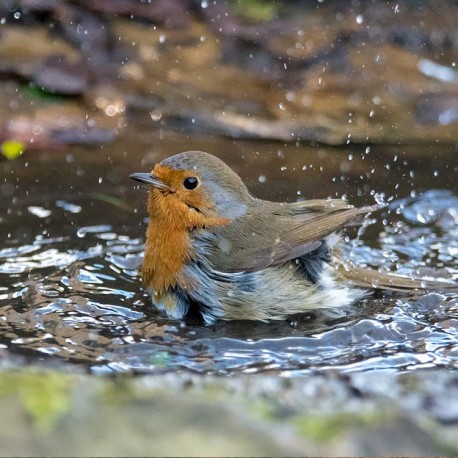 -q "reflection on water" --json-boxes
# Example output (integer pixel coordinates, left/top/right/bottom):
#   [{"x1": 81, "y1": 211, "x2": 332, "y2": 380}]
[{"x1": 0, "y1": 141, "x2": 456, "y2": 375}]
